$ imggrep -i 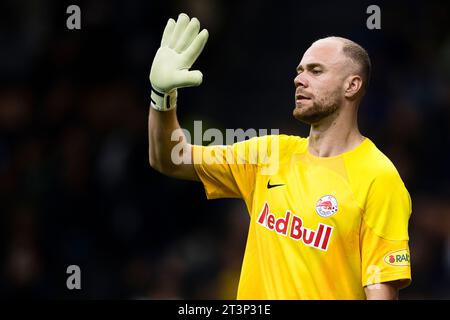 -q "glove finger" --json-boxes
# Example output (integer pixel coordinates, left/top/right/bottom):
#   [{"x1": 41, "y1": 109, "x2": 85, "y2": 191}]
[
  {"x1": 174, "y1": 17, "x2": 200, "y2": 53},
  {"x1": 173, "y1": 70, "x2": 203, "y2": 88},
  {"x1": 169, "y1": 13, "x2": 190, "y2": 49},
  {"x1": 182, "y1": 29, "x2": 209, "y2": 67},
  {"x1": 161, "y1": 18, "x2": 176, "y2": 46}
]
